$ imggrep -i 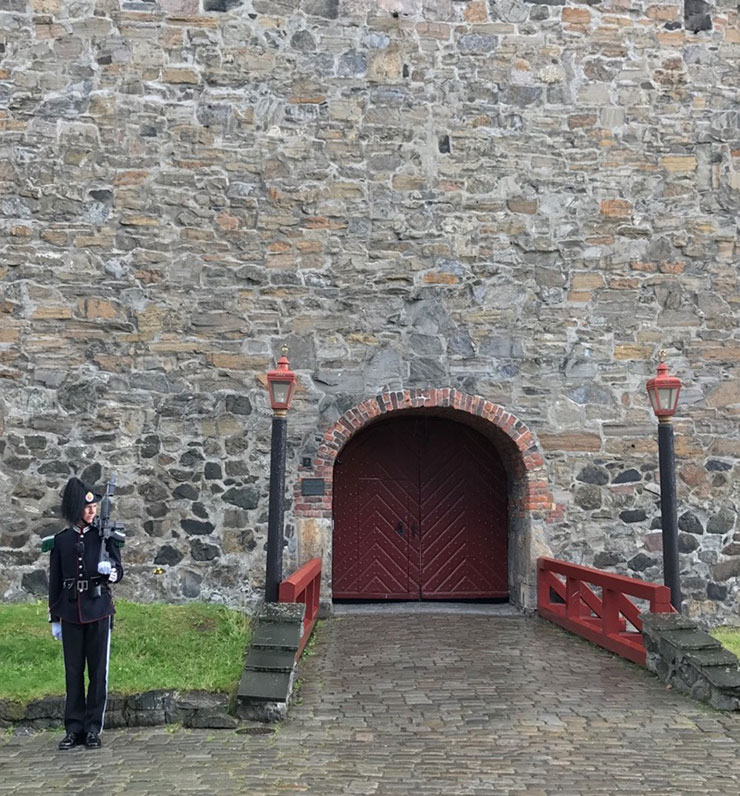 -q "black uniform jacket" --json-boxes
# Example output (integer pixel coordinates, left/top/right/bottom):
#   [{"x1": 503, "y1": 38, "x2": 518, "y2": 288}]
[{"x1": 49, "y1": 526, "x2": 124, "y2": 624}]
